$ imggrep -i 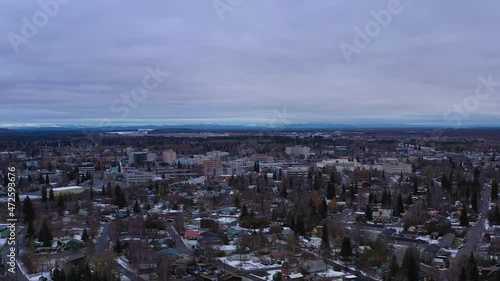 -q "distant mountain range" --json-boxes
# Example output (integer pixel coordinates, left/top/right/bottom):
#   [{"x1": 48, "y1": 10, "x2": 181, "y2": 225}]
[{"x1": 1, "y1": 123, "x2": 500, "y2": 133}]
